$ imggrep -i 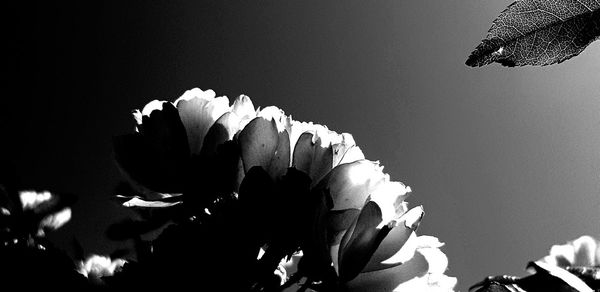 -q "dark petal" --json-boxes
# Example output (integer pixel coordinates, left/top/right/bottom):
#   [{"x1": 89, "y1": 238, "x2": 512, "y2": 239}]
[
  {"x1": 139, "y1": 102, "x2": 190, "y2": 160},
  {"x1": 328, "y1": 209, "x2": 361, "y2": 245},
  {"x1": 297, "y1": 186, "x2": 336, "y2": 282},
  {"x1": 292, "y1": 132, "x2": 314, "y2": 174},
  {"x1": 200, "y1": 112, "x2": 236, "y2": 158},
  {"x1": 292, "y1": 132, "x2": 333, "y2": 186},
  {"x1": 269, "y1": 168, "x2": 311, "y2": 255},
  {"x1": 309, "y1": 140, "x2": 333, "y2": 188},
  {"x1": 338, "y1": 201, "x2": 391, "y2": 282},
  {"x1": 238, "y1": 166, "x2": 276, "y2": 245},
  {"x1": 185, "y1": 140, "x2": 243, "y2": 210},
  {"x1": 363, "y1": 206, "x2": 424, "y2": 272},
  {"x1": 267, "y1": 130, "x2": 290, "y2": 182},
  {"x1": 343, "y1": 251, "x2": 429, "y2": 291},
  {"x1": 114, "y1": 133, "x2": 187, "y2": 194},
  {"x1": 114, "y1": 102, "x2": 190, "y2": 193},
  {"x1": 238, "y1": 117, "x2": 280, "y2": 175}
]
